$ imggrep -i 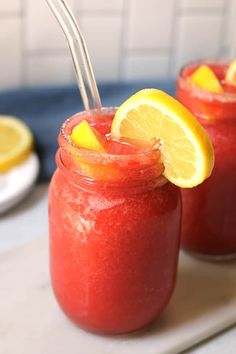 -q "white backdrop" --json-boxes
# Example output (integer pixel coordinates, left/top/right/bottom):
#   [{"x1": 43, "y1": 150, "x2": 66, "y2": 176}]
[{"x1": 0, "y1": 0, "x2": 236, "y2": 90}]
